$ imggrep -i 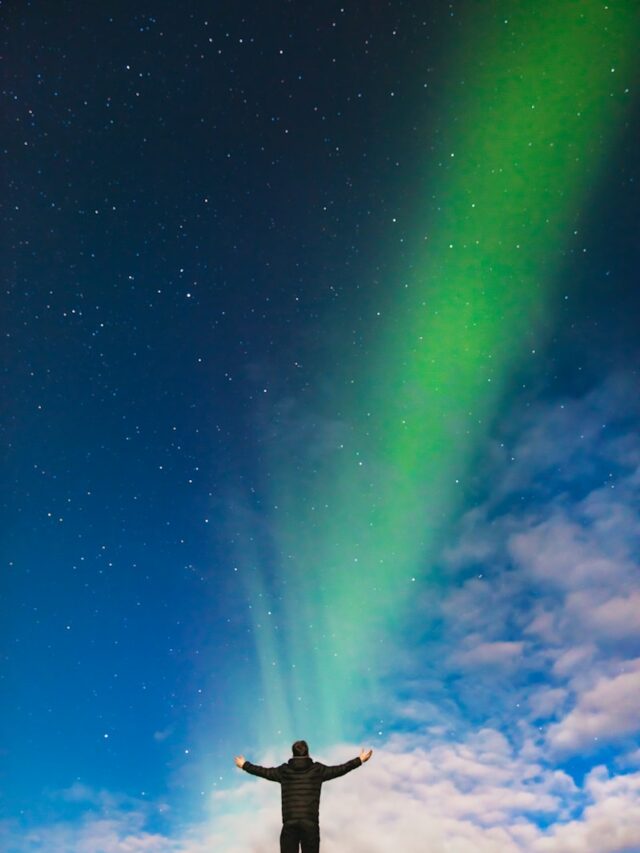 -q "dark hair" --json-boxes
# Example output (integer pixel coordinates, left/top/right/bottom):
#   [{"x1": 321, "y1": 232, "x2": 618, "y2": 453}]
[{"x1": 292, "y1": 740, "x2": 309, "y2": 756}]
